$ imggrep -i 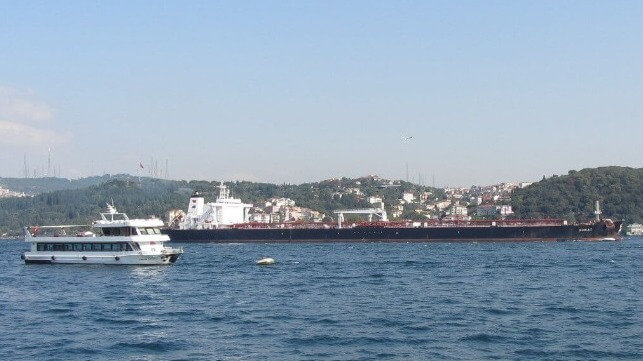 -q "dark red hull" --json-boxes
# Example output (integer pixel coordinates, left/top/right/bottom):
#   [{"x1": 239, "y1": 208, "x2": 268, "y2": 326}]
[{"x1": 164, "y1": 220, "x2": 622, "y2": 243}]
